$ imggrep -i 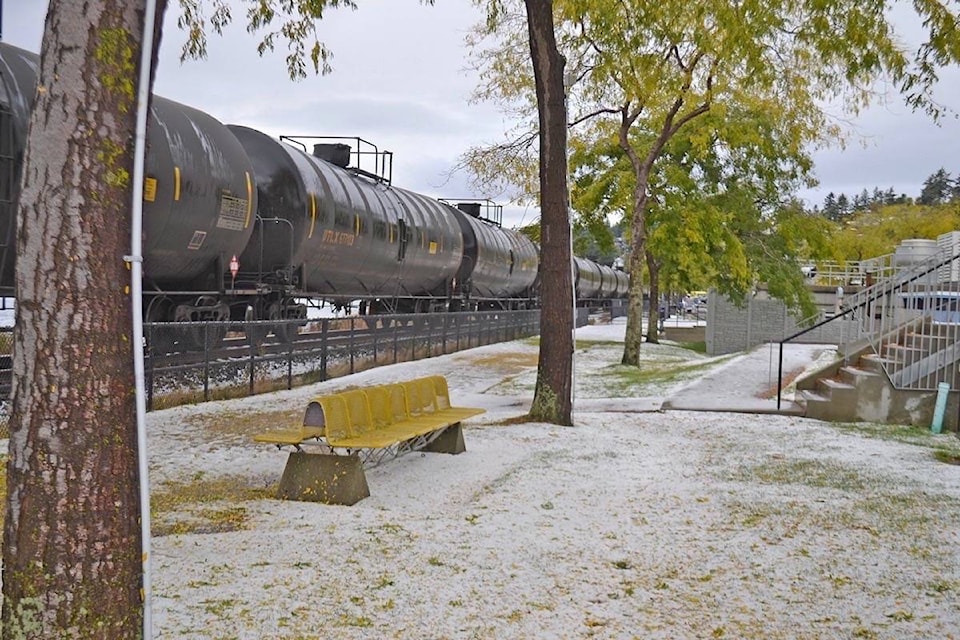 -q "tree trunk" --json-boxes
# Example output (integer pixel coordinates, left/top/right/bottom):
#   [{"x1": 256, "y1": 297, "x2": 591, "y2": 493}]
[
  {"x1": 2, "y1": 1, "x2": 165, "y2": 636},
  {"x1": 621, "y1": 177, "x2": 650, "y2": 365},
  {"x1": 524, "y1": 0, "x2": 573, "y2": 426},
  {"x1": 645, "y1": 251, "x2": 661, "y2": 344}
]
